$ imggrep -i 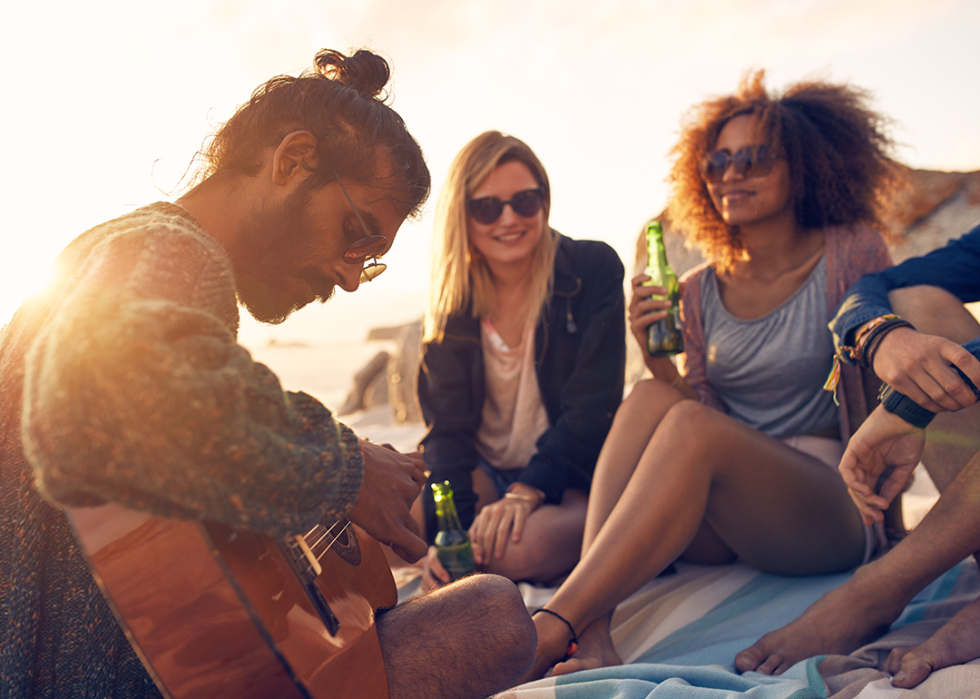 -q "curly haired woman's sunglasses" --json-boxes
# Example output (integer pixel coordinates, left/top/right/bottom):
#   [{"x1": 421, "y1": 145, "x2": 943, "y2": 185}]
[
  {"x1": 467, "y1": 188, "x2": 544, "y2": 225},
  {"x1": 700, "y1": 145, "x2": 780, "y2": 184}
]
